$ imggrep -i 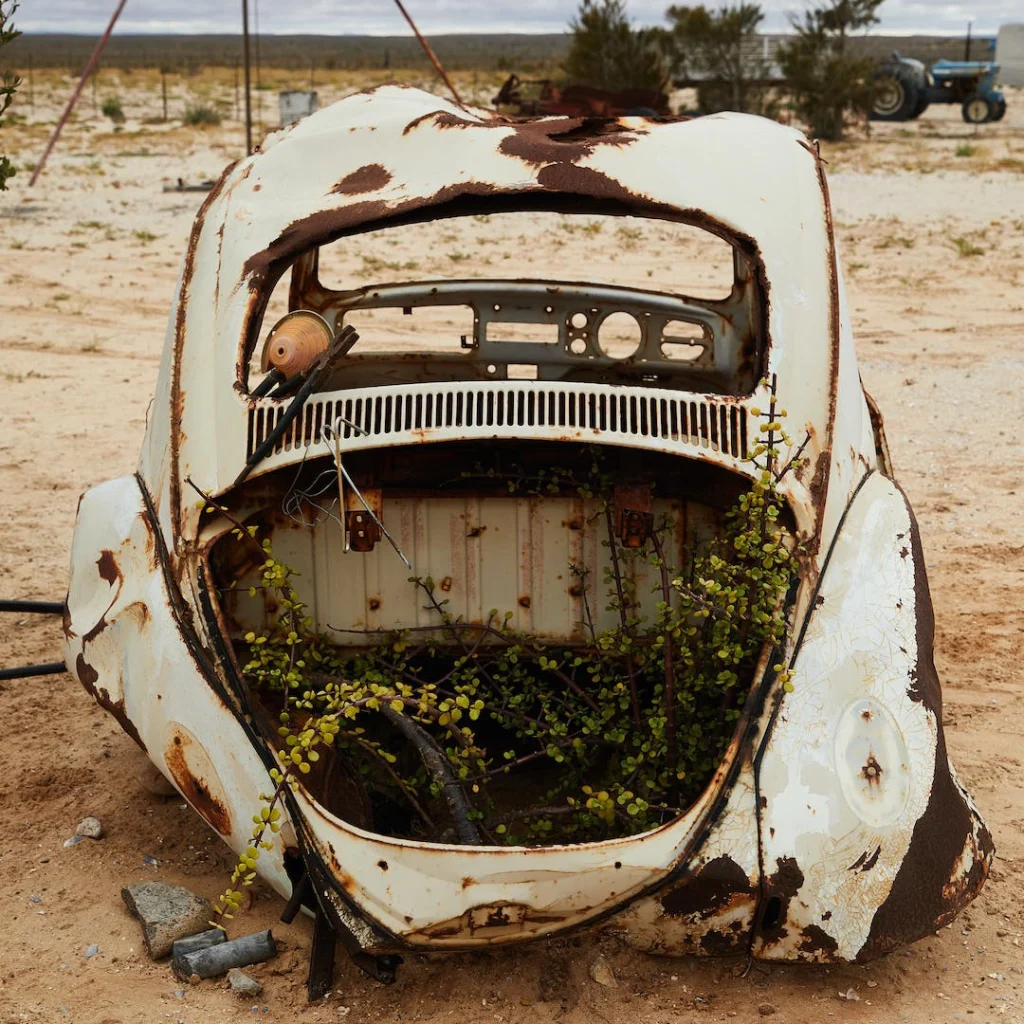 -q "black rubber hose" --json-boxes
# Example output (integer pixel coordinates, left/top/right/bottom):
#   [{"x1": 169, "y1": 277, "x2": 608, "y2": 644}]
[
  {"x1": 0, "y1": 661, "x2": 67, "y2": 681},
  {"x1": 1, "y1": 600, "x2": 65, "y2": 615}
]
